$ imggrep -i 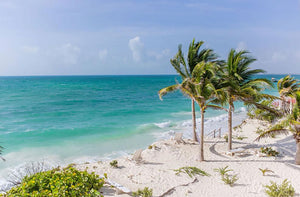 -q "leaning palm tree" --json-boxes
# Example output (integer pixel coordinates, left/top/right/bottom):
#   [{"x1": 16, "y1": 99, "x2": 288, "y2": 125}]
[
  {"x1": 220, "y1": 49, "x2": 273, "y2": 150},
  {"x1": 256, "y1": 90, "x2": 300, "y2": 164},
  {"x1": 277, "y1": 75, "x2": 300, "y2": 114},
  {"x1": 182, "y1": 61, "x2": 225, "y2": 161},
  {"x1": 159, "y1": 39, "x2": 220, "y2": 142}
]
